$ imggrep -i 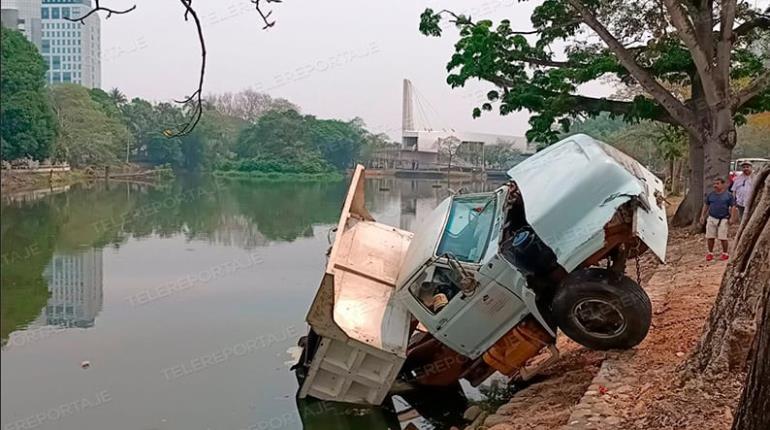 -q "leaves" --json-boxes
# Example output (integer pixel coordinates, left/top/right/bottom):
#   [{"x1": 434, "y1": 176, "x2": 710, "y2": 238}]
[
  {"x1": 0, "y1": 27, "x2": 56, "y2": 160},
  {"x1": 419, "y1": 8, "x2": 443, "y2": 37},
  {"x1": 49, "y1": 84, "x2": 130, "y2": 167}
]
